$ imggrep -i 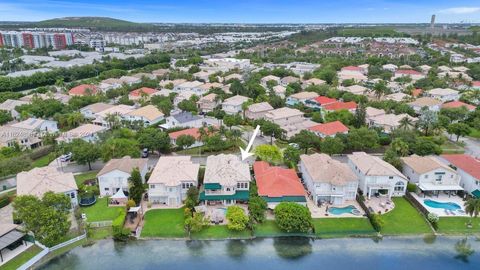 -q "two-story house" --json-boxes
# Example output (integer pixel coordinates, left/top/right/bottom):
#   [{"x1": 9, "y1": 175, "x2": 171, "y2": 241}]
[
  {"x1": 286, "y1": 91, "x2": 319, "y2": 106},
  {"x1": 299, "y1": 153, "x2": 358, "y2": 205},
  {"x1": 80, "y1": 103, "x2": 114, "y2": 119},
  {"x1": 245, "y1": 102, "x2": 274, "y2": 120},
  {"x1": 427, "y1": 88, "x2": 460, "y2": 102},
  {"x1": 200, "y1": 154, "x2": 251, "y2": 206},
  {"x1": 125, "y1": 105, "x2": 164, "y2": 126},
  {"x1": 440, "y1": 154, "x2": 480, "y2": 198},
  {"x1": 348, "y1": 152, "x2": 408, "y2": 199},
  {"x1": 197, "y1": 93, "x2": 219, "y2": 113},
  {"x1": 401, "y1": 155, "x2": 462, "y2": 197},
  {"x1": 162, "y1": 111, "x2": 205, "y2": 129},
  {"x1": 148, "y1": 156, "x2": 200, "y2": 206},
  {"x1": 222, "y1": 95, "x2": 249, "y2": 115},
  {"x1": 253, "y1": 161, "x2": 306, "y2": 209},
  {"x1": 264, "y1": 107, "x2": 317, "y2": 139},
  {"x1": 17, "y1": 167, "x2": 78, "y2": 208},
  {"x1": 97, "y1": 156, "x2": 148, "y2": 197}
]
